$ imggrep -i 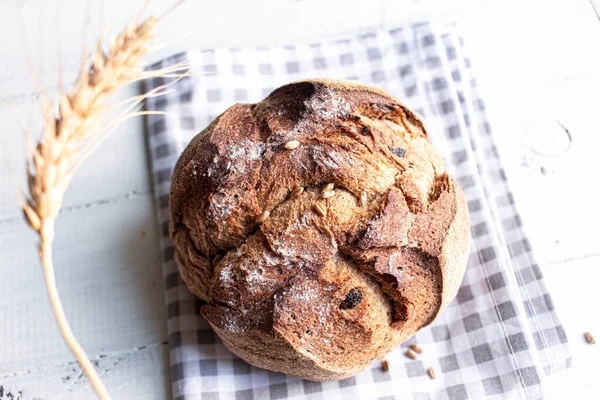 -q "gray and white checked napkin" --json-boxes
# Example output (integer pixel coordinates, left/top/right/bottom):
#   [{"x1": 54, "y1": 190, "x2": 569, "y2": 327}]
[{"x1": 143, "y1": 21, "x2": 570, "y2": 400}]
